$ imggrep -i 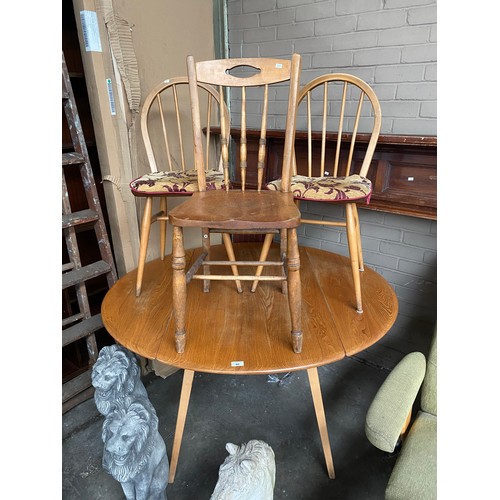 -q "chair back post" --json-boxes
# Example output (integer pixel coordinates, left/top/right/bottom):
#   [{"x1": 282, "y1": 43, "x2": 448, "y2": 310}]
[
  {"x1": 141, "y1": 80, "x2": 168, "y2": 174},
  {"x1": 357, "y1": 80, "x2": 382, "y2": 178},
  {"x1": 186, "y1": 55, "x2": 207, "y2": 191},
  {"x1": 280, "y1": 53, "x2": 301, "y2": 193}
]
